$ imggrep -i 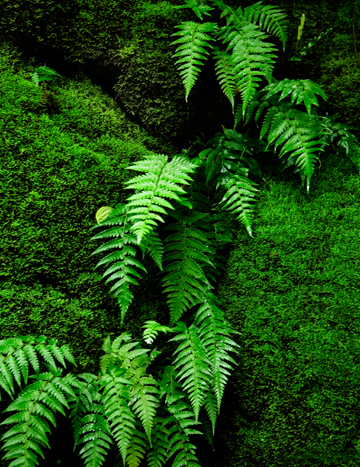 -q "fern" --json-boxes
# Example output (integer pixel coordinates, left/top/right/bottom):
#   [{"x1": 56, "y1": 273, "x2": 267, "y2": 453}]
[
  {"x1": 30, "y1": 65, "x2": 62, "y2": 87},
  {"x1": 160, "y1": 207, "x2": 216, "y2": 326},
  {"x1": 171, "y1": 21, "x2": 218, "y2": 101},
  {"x1": 89, "y1": 203, "x2": 148, "y2": 326},
  {"x1": 258, "y1": 102, "x2": 327, "y2": 193},
  {"x1": 212, "y1": 46, "x2": 237, "y2": 113},
  {"x1": 123, "y1": 154, "x2": 198, "y2": 243},
  {"x1": 0, "y1": 335, "x2": 76, "y2": 401},
  {"x1": 172, "y1": 0, "x2": 215, "y2": 21},
  {"x1": 158, "y1": 370, "x2": 203, "y2": 466},
  {"x1": 193, "y1": 292, "x2": 241, "y2": 421},
  {"x1": 1, "y1": 366, "x2": 79, "y2": 467},
  {"x1": 242, "y1": 0, "x2": 288, "y2": 52},
  {"x1": 219, "y1": 21, "x2": 278, "y2": 118},
  {"x1": 261, "y1": 78, "x2": 328, "y2": 114},
  {"x1": 167, "y1": 321, "x2": 213, "y2": 421}
]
